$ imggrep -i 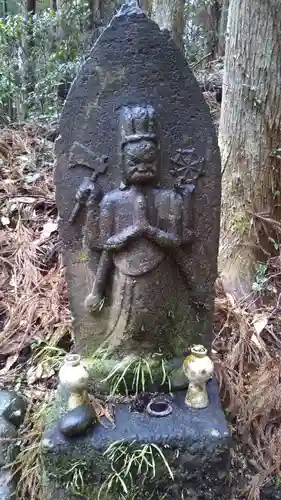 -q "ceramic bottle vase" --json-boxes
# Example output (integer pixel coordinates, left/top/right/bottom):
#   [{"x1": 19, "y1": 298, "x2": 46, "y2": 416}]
[
  {"x1": 59, "y1": 354, "x2": 90, "y2": 410},
  {"x1": 183, "y1": 345, "x2": 214, "y2": 409}
]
